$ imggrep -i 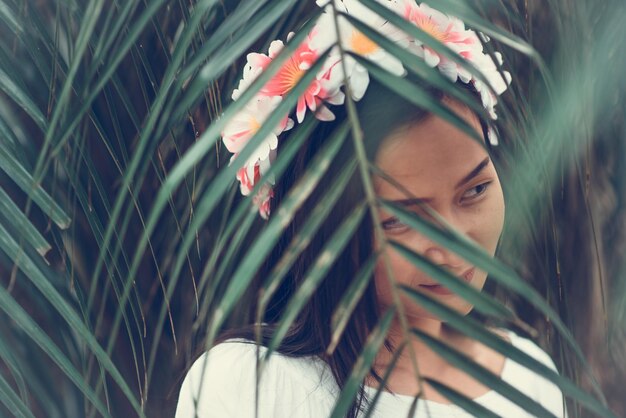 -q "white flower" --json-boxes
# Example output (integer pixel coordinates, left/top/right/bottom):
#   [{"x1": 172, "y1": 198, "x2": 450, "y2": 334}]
[
  {"x1": 231, "y1": 62, "x2": 263, "y2": 101},
  {"x1": 472, "y1": 52, "x2": 511, "y2": 120},
  {"x1": 313, "y1": 0, "x2": 408, "y2": 100},
  {"x1": 473, "y1": 51, "x2": 512, "y2": 96},
  {"x1": 222, "y1": 96, "x2": 293, "y2": 164}
]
